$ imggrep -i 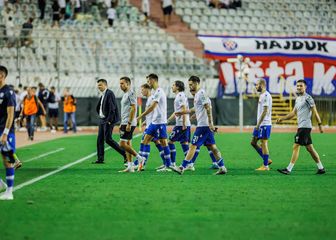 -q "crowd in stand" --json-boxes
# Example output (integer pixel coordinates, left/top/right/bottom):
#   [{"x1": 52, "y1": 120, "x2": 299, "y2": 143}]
[
  {"x1": 10, "y1": 83, "x2": 77, "y2": 140},
  {"x1": 206, "y1": 0, "x2": 242, "y2": 9}
]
